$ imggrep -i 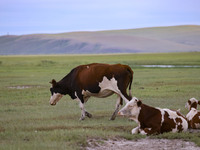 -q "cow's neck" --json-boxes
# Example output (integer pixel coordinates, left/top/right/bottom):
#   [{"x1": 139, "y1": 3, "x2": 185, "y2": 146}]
[
  {"x1": 58, "y1": 77, "x2": 72, "y2": 94},
  {"x1": 190, "y1": 103, "x2": 197, "y2": 110},
  {"x1": 58, "y1": 75, "x2": 76, "y2": 99},
  {"x1": 138, "y1": 104, "x2": 159, "y2": 123}
]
